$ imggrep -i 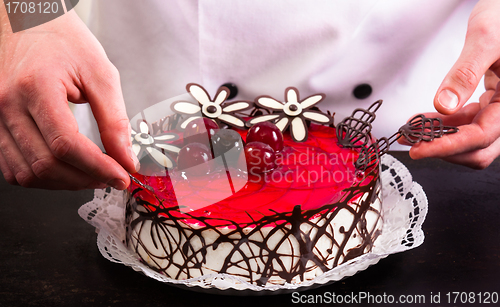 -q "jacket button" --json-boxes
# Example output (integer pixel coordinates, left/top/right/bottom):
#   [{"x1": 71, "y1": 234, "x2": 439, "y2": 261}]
[
  {"x1": 220, "y1": 83, "x2": 238, "y2": 100},
  {"x1": 353, "y1": 83, "x2": 372, "y2": 99}
]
